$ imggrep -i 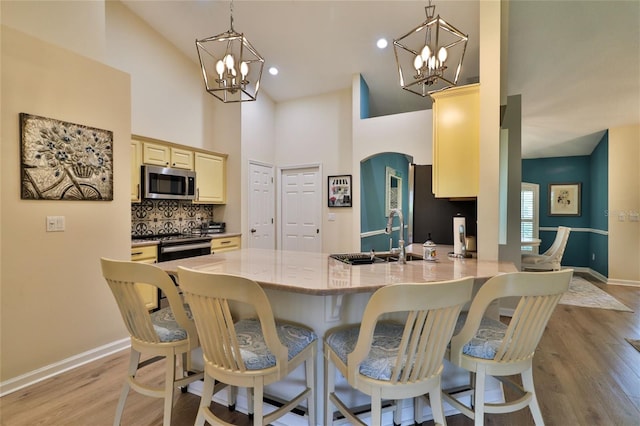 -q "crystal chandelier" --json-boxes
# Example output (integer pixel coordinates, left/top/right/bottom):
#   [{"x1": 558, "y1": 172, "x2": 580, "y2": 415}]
[
  {"x1": 393, "y1": 0, "x2": 468, "y2": 97},
  {"x1": 196, "y1": 0, "x2": 264, "y2": 103}
]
